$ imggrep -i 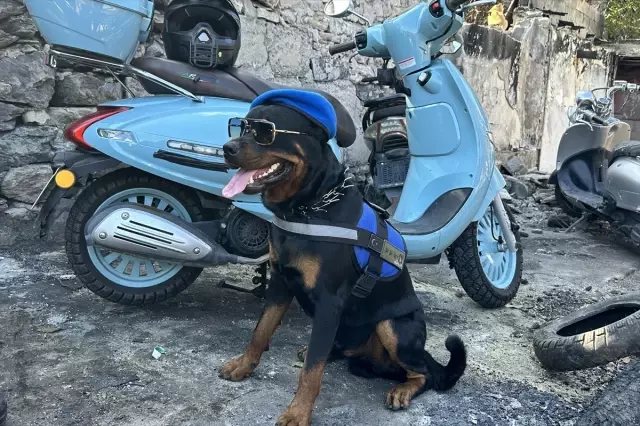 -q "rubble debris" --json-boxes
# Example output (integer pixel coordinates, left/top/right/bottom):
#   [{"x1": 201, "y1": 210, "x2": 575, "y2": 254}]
[
  {"x1": 504, "y1": 175, "x2": 532, "y2": 199},
  {"x1": 151, "y1": 346, "x2": 166, "y2": 360},
  {"x1": 503, "y1": 155, "x2": 529, "y2": 176}
]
